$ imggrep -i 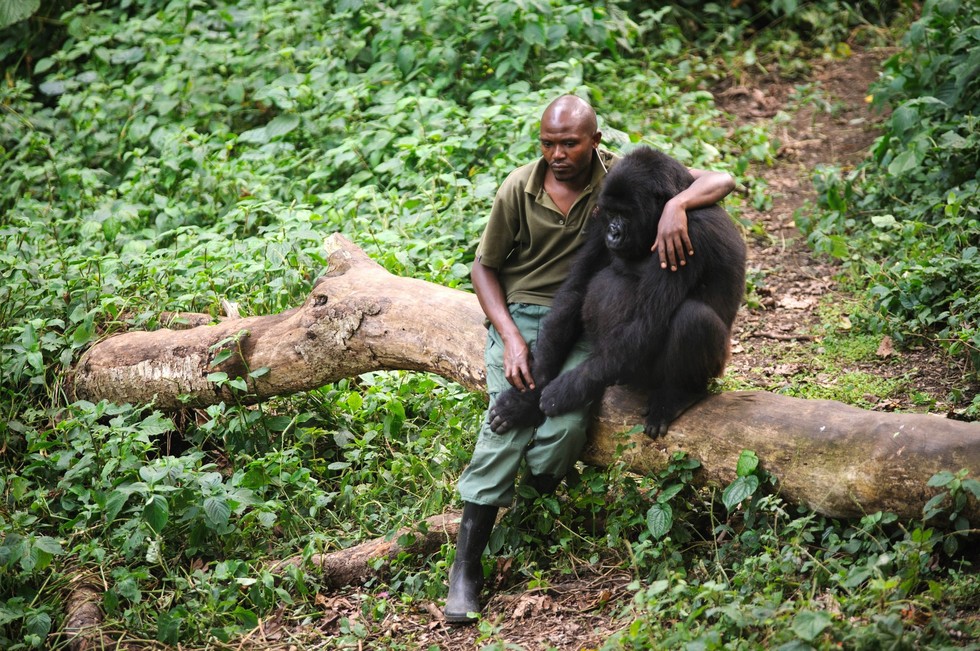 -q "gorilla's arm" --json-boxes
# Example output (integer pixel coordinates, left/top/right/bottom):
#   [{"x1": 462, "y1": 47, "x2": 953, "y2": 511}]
[
  {"x1": 538, "y1": 251, "x2": 707, "y2": 417},
  {"x1": 487, "y1": 230, "x2": 609, "y2": 433},
  {"x1": 526, "y1": 231, "x2": 608, "y2": 383}
]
